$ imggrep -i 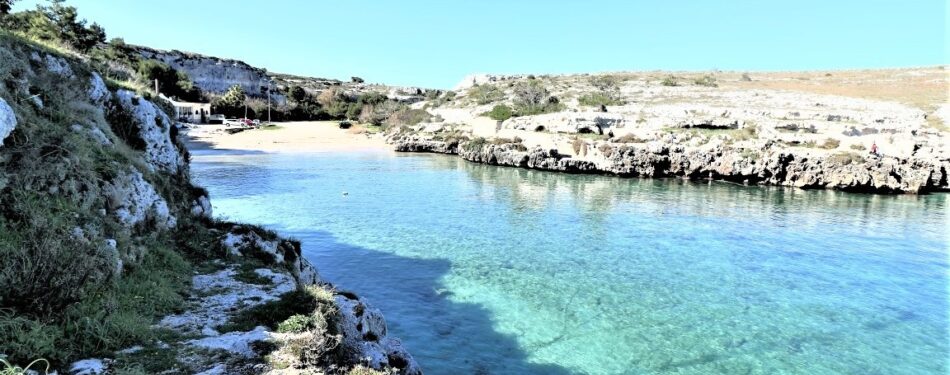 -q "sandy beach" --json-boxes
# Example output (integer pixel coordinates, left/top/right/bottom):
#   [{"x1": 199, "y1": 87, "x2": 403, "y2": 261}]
[{"x1": 184, "y1": 121, "x2": 390, "y2": 153}]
